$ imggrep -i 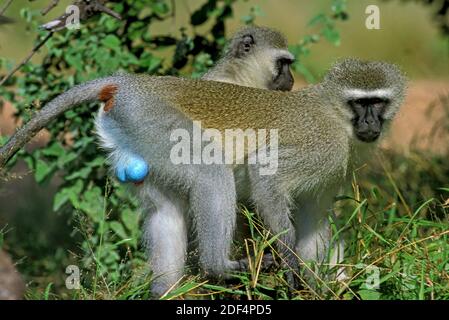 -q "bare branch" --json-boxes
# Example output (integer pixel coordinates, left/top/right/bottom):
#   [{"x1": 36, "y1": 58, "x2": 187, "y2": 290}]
[
  {"x1": 94, "y1": 2, "x2": 121, "y2": 20},
  {"x1": 0, "y1": 32, "x2": 53, "y2": 87},
  {"x1": 41, "y1": 0, "x2": 121, "y2": 32},
  {"x1": 0, "y1": 0, "x2": 14, "y2": 23},
  {"x1": 0, "y1": 15, "x2": 13, "y2": 24},
  {"x1": 0, "y1": 0, "x2": 13, "y2": 16},
  {"x1": 171, "y1": 0, "x2": 176, "y2": 18},
  {"x1": 41, "y1": 0, "x2": 60, "y2": 16}
]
